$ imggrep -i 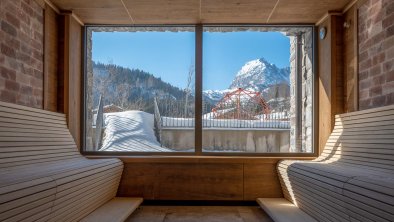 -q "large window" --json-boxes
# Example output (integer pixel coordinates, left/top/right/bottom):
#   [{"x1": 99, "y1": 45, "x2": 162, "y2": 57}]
[
  {"x1": 84, "y1": 25, "x2": 314, "y2": 154},
  {"x1": 84, "y1": 27, "x2": 195, "y2": 152}
]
